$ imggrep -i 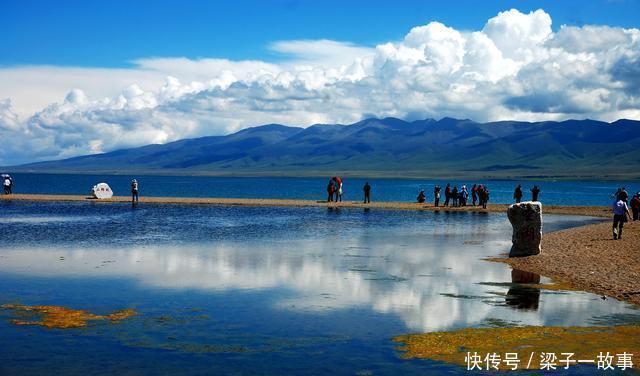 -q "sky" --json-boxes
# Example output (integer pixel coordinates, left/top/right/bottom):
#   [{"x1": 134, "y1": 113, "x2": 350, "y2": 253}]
[{"x1": 1, "y1": 0, "x2": 639, "y2": 165}]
